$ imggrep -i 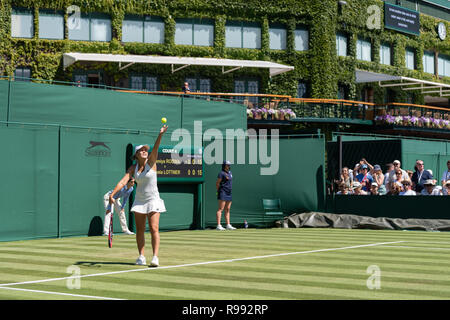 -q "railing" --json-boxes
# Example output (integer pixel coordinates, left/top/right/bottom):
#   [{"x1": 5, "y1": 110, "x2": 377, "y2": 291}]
[{"x1": 2, "y1": 76, "x2": 449, "y2": 130}]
